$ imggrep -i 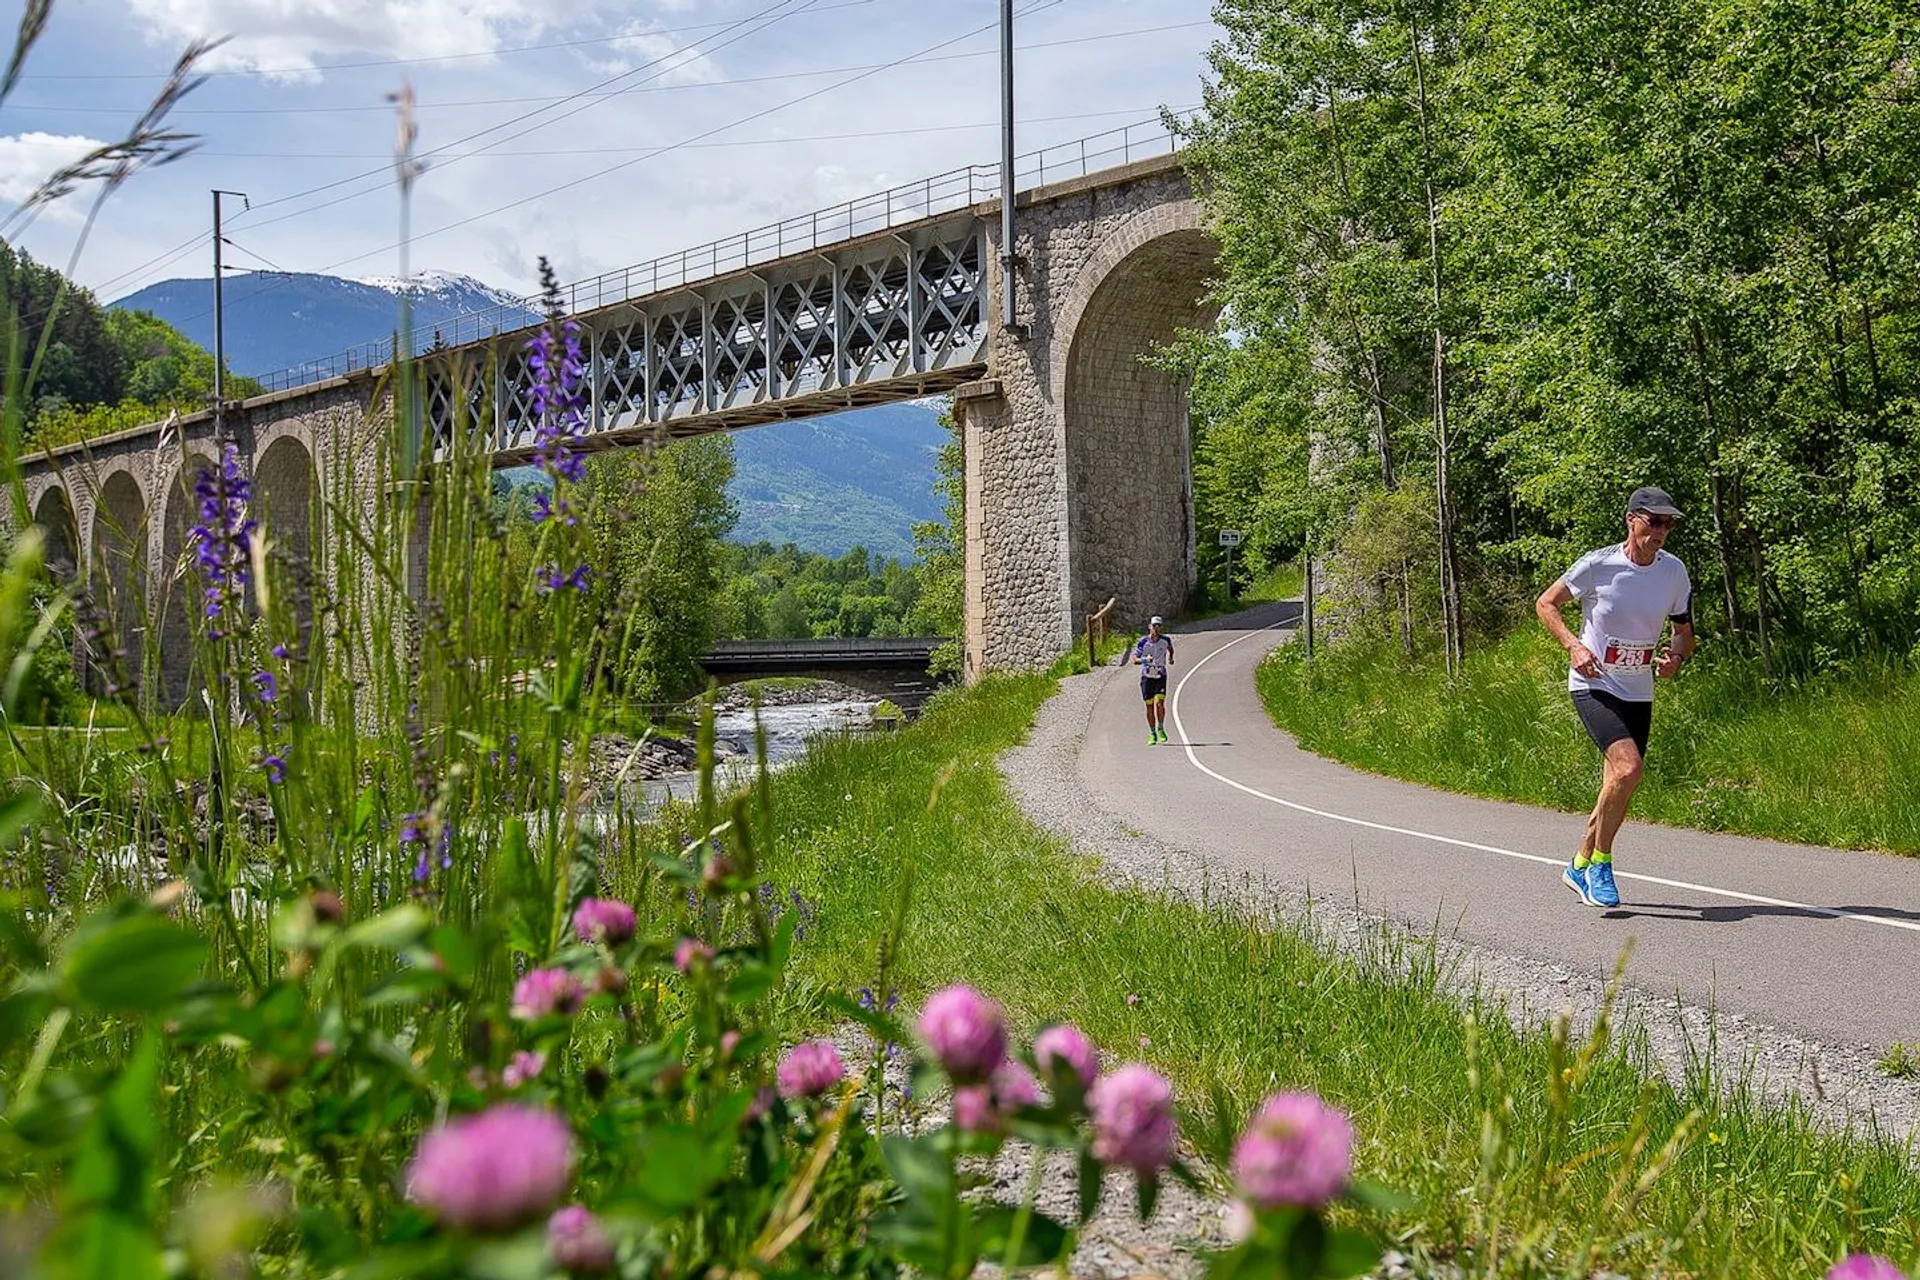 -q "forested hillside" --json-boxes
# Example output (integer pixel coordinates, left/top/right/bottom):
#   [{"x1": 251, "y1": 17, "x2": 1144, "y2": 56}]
[
  {"x1": 1, "y1": 243, "x2": 258, "y2": 447},
  {"x1": 1181, "y1": 0, "x2": 1919, "y2": 677}
]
